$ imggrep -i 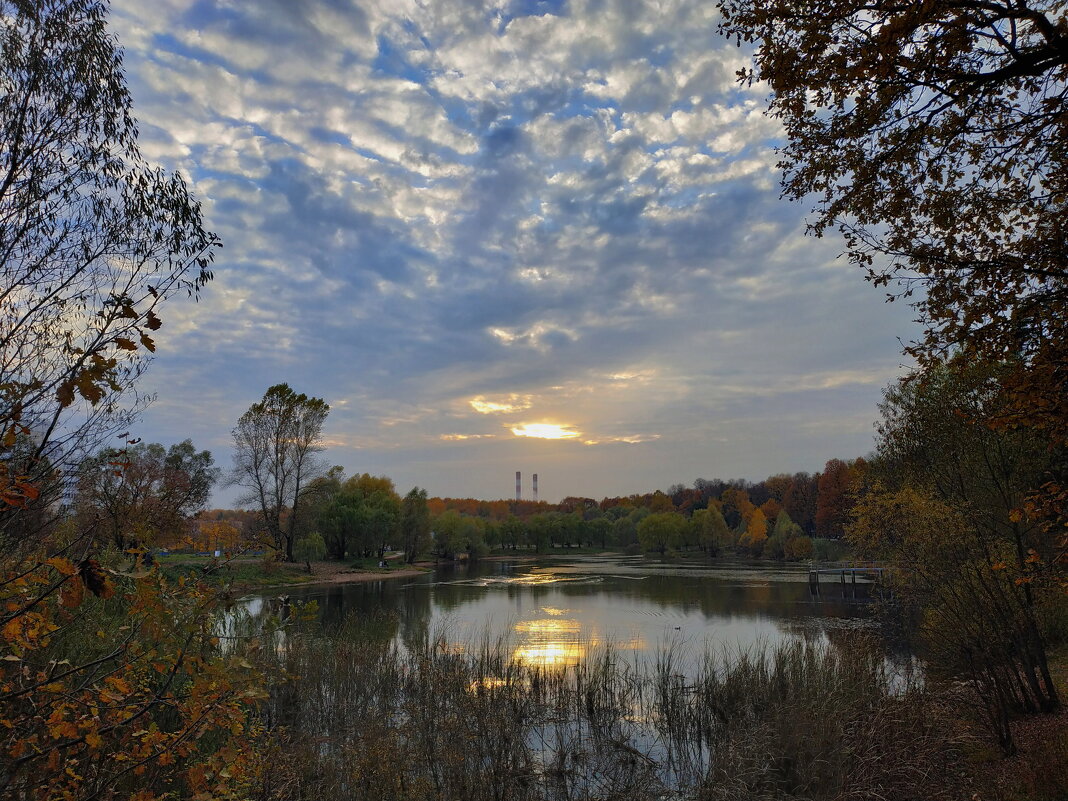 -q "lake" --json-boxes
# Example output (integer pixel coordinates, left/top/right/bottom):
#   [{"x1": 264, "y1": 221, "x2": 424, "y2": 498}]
[{"x1": 249, "y1": 555, "x2": 886, "y2": 671}]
